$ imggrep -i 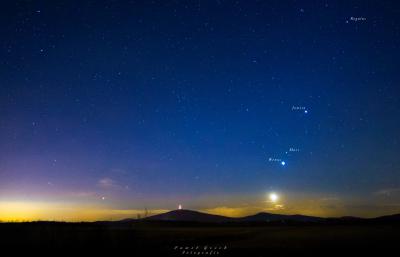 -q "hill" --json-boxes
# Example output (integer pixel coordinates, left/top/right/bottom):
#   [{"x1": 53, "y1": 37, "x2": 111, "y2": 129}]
[{"x1": 144, "y1": 209, "x2": 235, "y2": 222}]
